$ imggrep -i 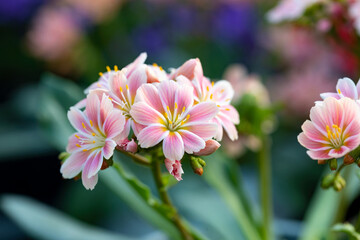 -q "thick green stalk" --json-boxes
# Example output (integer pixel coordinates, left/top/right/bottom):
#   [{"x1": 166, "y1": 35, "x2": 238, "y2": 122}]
[
  {"x1": 151, "y1": 157, "x2": 193, "y2": 240},
  {"x1": 115, "y1": 148, "x2": 150, "y2": 166},
  {"x1": 258, "y1": 135, "x2": 273, "y2": 240}
]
